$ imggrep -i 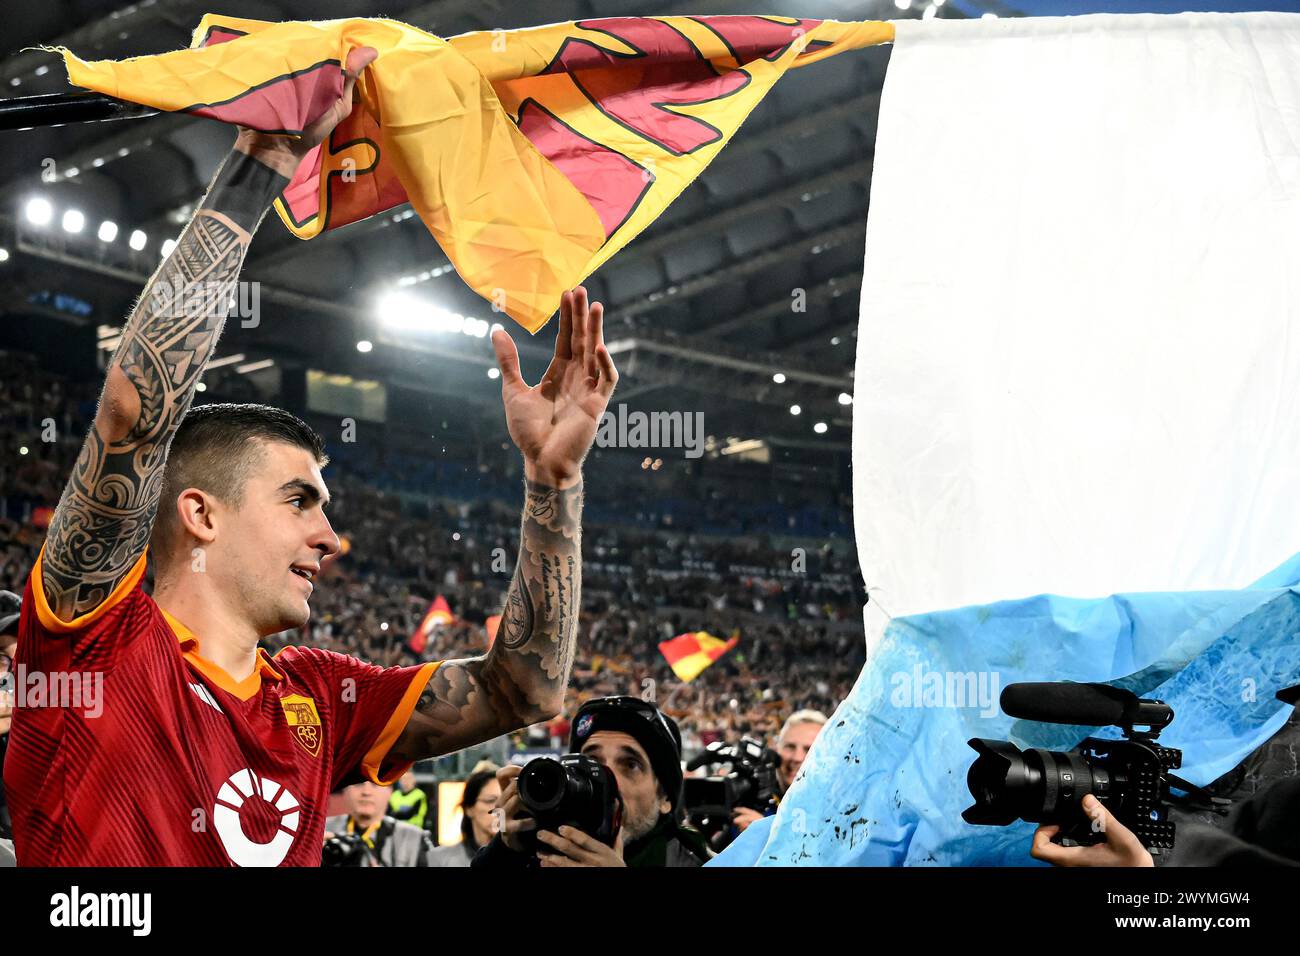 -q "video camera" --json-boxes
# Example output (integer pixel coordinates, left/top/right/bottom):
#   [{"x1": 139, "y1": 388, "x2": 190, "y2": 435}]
[
  {"x1": 683, "y1": 736, "x2": 781, "y2": 851},
  {"x1": 515, "y1": 753, "x2": 623, "y2": 853},
  {"x1": 962, "y1": 681, "x2": 1226, "y2": 852}
]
